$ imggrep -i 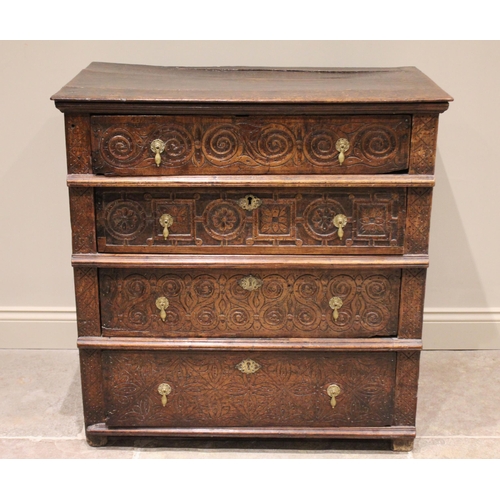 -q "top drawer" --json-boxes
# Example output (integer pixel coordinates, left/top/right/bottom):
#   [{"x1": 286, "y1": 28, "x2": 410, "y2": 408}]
[{"x1": 91, "y1": 115, "x2": 411, "y2": 176}]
